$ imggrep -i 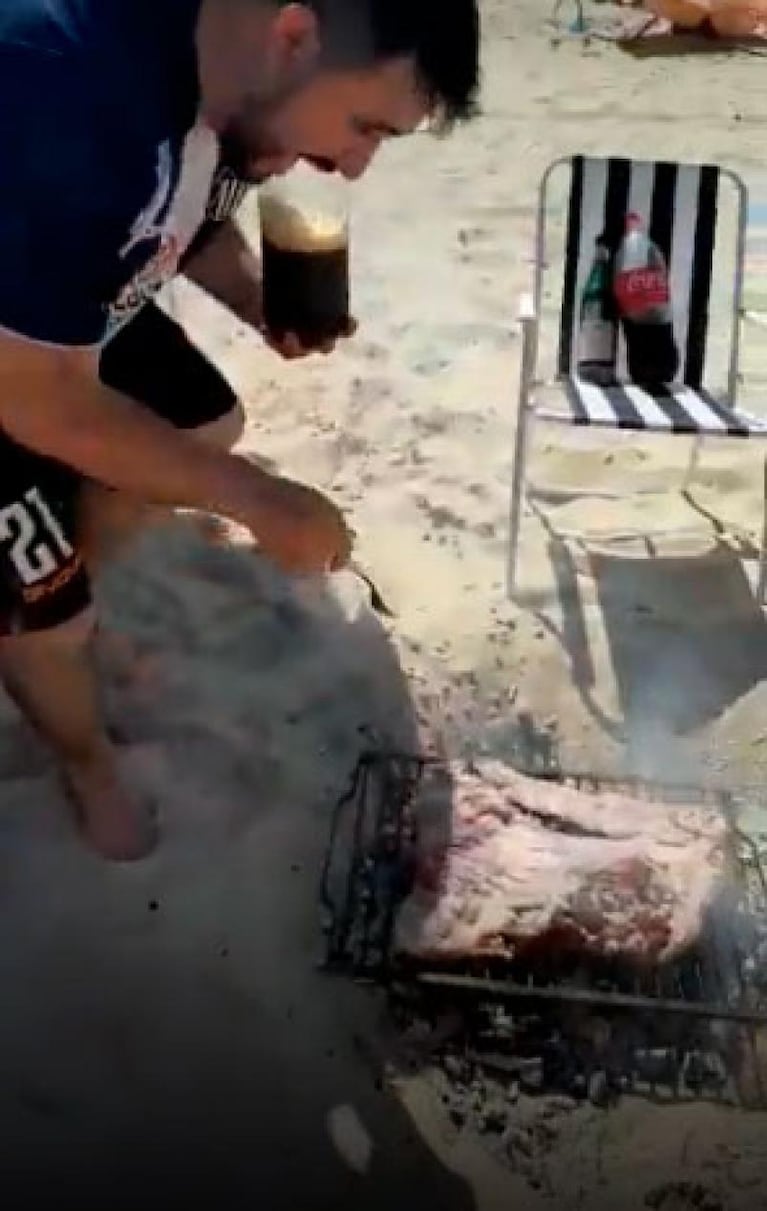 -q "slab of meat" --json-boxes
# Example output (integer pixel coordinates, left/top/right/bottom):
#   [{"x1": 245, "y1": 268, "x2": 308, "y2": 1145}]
[{"x1": 395, "y1": 762, "x2": 730, "y2": 965}]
